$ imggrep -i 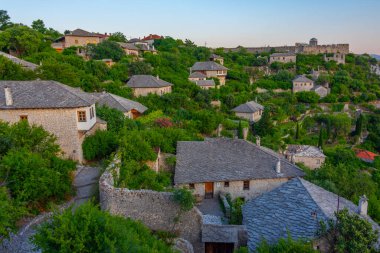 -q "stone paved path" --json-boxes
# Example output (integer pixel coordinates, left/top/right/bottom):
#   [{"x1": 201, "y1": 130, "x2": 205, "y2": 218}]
[
  {"x1": 197, "y1": 198, "x2": 224, "y2": 217},
  {"x1": 0, "y1": 165, "x2": 101, "y2": 253}
]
